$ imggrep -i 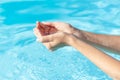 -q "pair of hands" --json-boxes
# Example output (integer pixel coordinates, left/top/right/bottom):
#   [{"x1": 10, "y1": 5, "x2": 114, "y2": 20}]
[{"x1": 33, "y1": 22, "x2": 77, "y2": 51}]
